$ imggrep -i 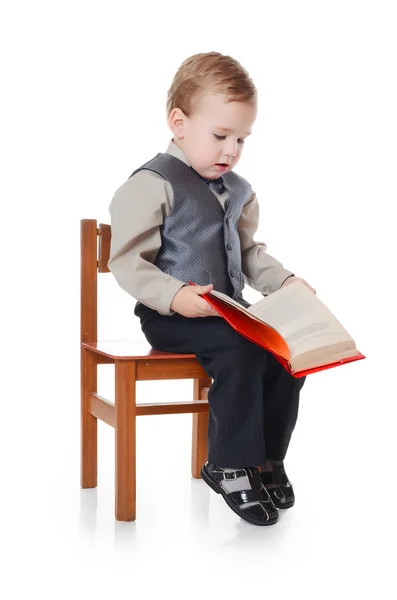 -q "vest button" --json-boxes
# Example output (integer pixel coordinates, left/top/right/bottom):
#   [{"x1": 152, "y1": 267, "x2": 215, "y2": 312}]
[
  {"x1": 230, "y1": 270, "x2": 235, "y2": 277},
  {"x1": 227, "y1": 243, "x2": 232, "y2": 251}
]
